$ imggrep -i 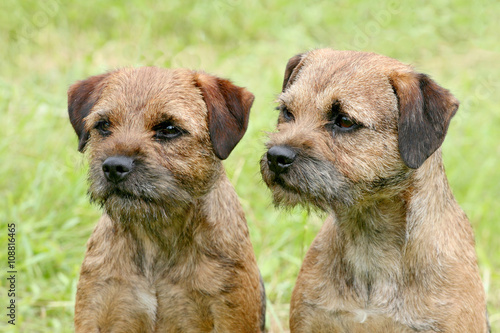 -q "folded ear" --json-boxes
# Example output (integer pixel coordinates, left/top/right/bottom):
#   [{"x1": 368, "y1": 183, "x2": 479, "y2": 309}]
[
  {"x1": 68, "y1": 72, "x2": 111, "y2": 152},
  {"x1": 390, "y1": 72, "x2": 459, "y2": 169},
  {"x1": 194, "y1": 73, "x2": 254, "y2": 160},
  {"x1": 282, "y1": 53, "x2": 306, "y2": 92}
]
